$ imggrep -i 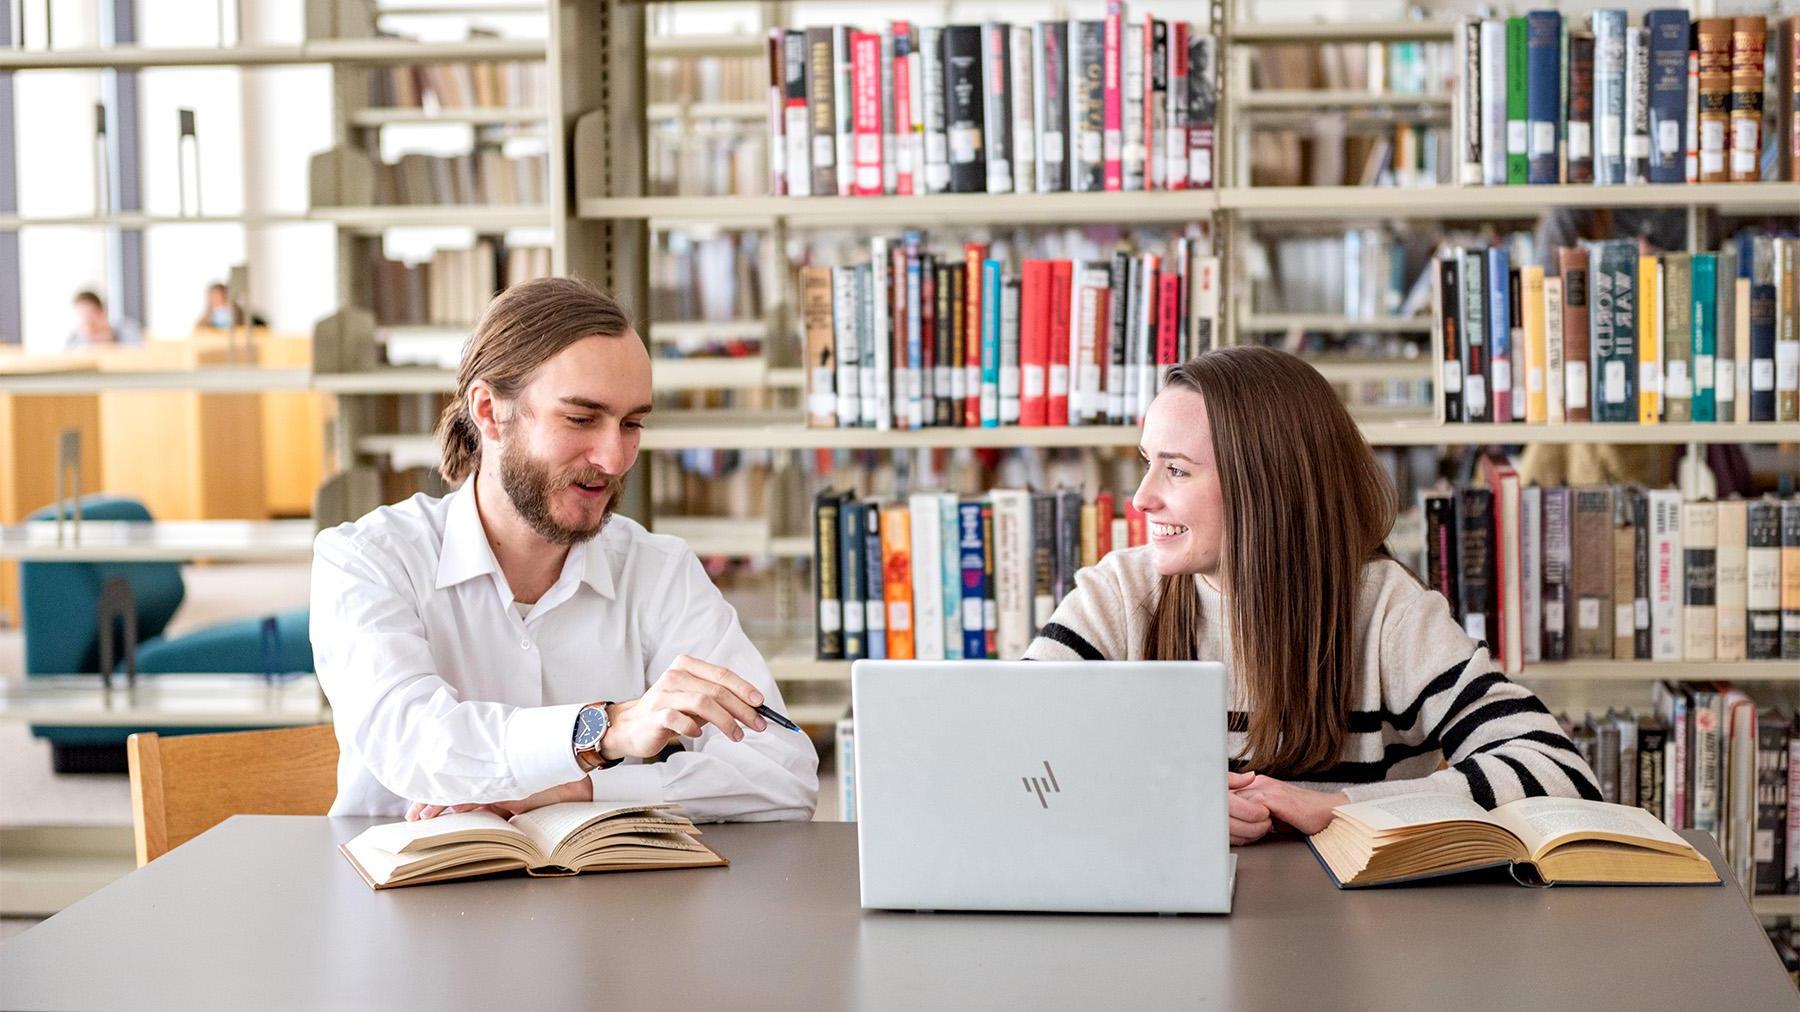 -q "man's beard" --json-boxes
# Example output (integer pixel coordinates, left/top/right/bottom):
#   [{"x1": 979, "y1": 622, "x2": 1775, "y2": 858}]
[{"x1": 497, "y1": 428, "x2": 624, "y2": 546}]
